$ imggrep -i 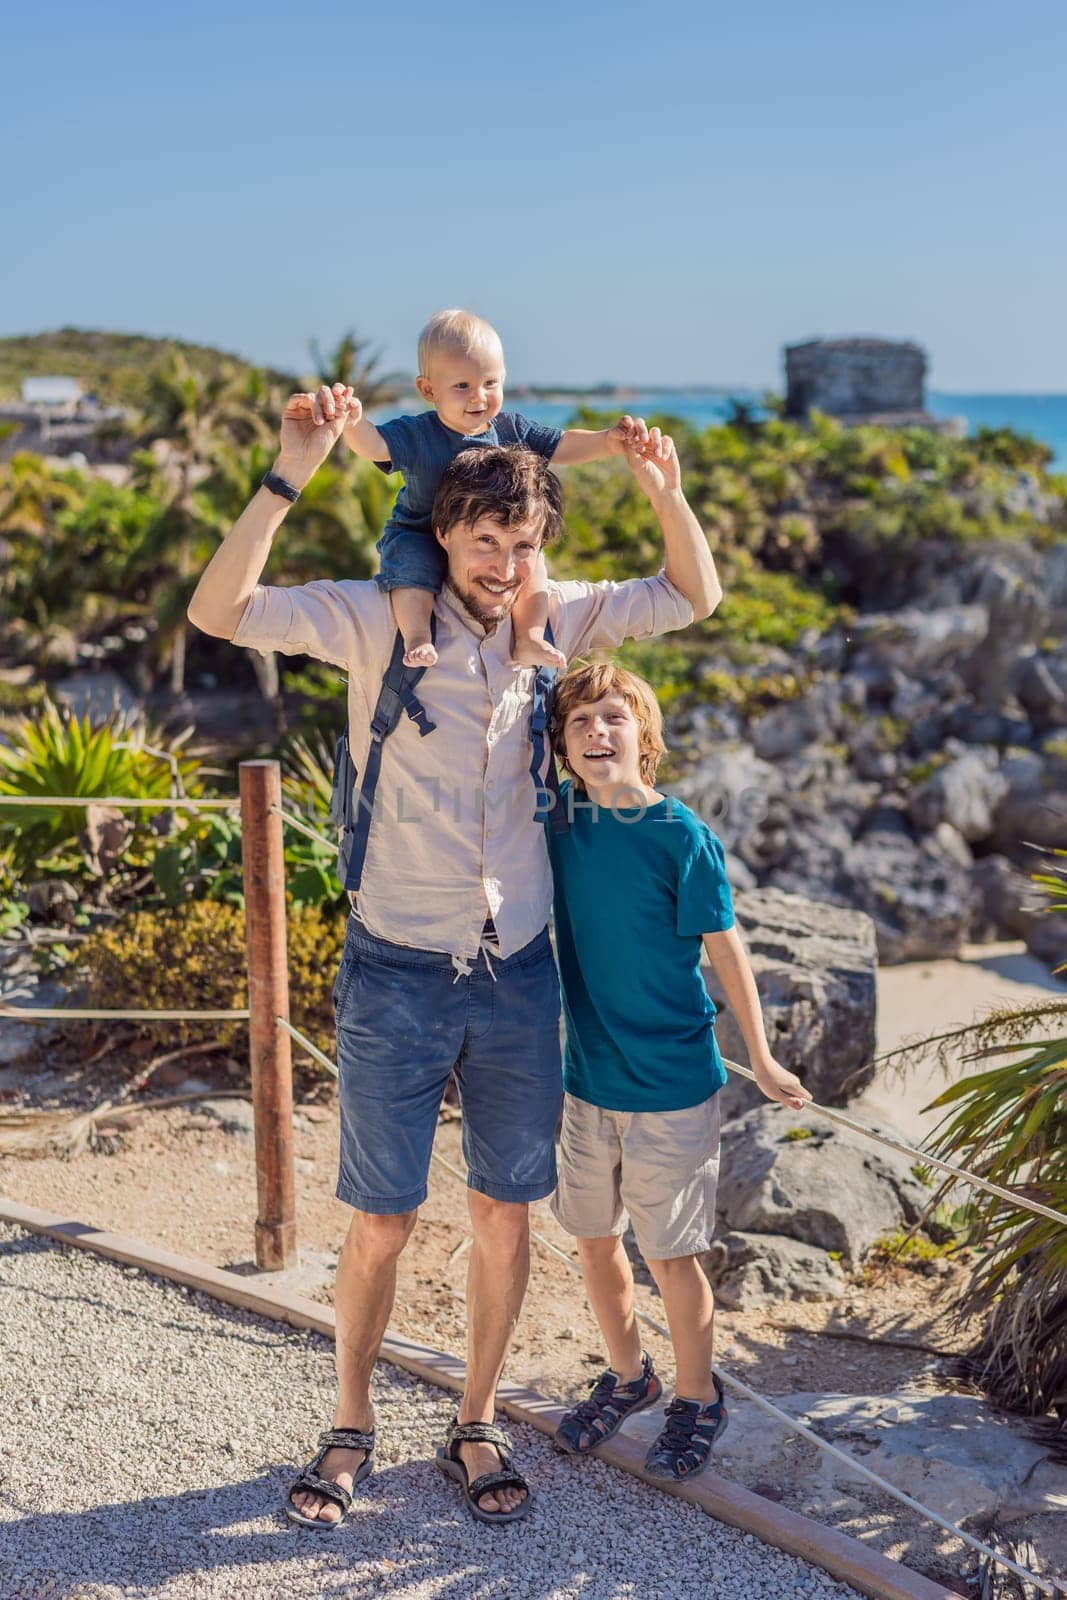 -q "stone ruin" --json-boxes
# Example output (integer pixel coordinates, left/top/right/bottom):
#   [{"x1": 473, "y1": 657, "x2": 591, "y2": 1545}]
[{"x1": 784, "y1": 336, "x2": 953, "y2": 430}]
